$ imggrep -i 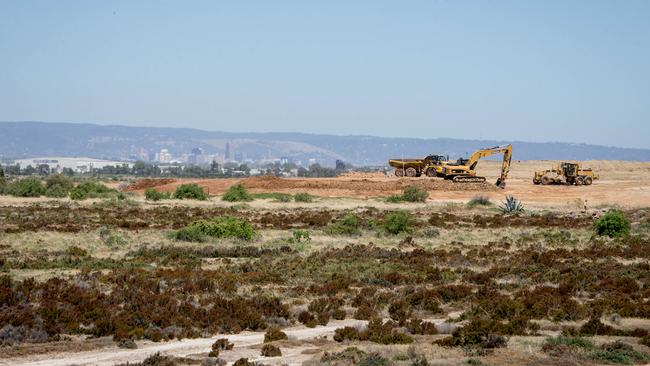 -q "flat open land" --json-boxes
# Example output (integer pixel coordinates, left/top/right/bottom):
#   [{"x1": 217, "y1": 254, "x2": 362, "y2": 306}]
[
  {"x1": 1, "y1": 160, "x2": 650, "y2": 366},
  {"x1": 124, "y1": 160, "x2": 650, "y2": 208}
]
